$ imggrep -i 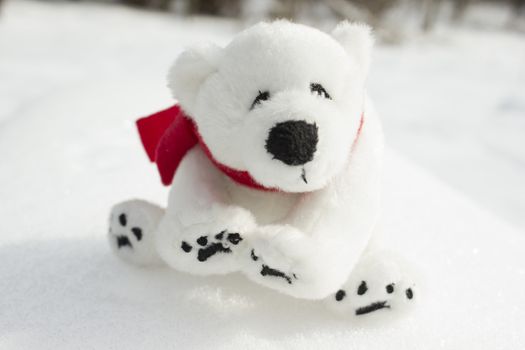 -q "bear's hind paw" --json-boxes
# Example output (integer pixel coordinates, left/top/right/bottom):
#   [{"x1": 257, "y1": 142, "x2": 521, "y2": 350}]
[
  {"x1": 325, "y1": 252, "x2": 418, "y2": 319},
  {"x1": 108, "y1": 200, "x2": 164, "y2": 267}
]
